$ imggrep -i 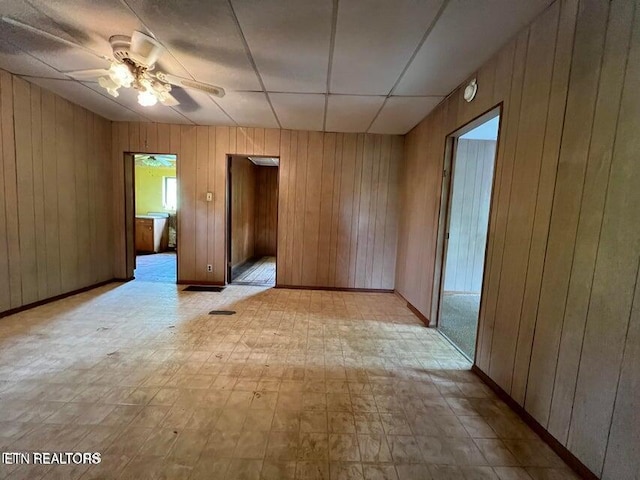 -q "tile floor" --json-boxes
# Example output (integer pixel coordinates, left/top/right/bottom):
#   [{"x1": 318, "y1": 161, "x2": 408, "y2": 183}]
[
  {"x1": 232, "y1": 257, "x2": 276, "y2": 286},
  {"x1": 0, "y1": 282, "x2": 577, "y2": 480}
]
